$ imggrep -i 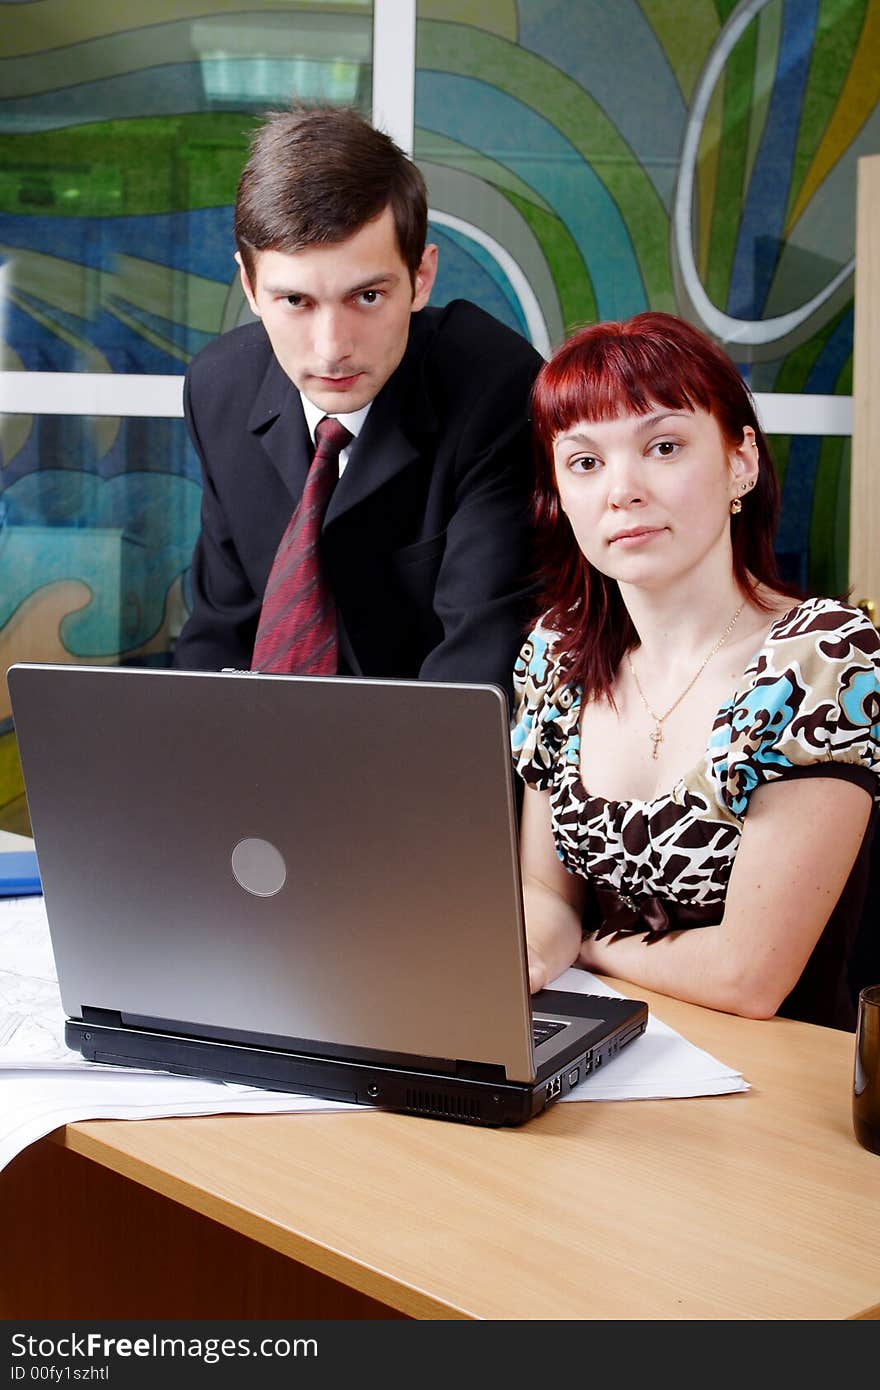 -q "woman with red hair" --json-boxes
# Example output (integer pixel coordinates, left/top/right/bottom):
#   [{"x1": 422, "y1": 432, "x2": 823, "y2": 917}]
[{"x1": 513, "y1": 312, "x2": 878, "y2": 1027}]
